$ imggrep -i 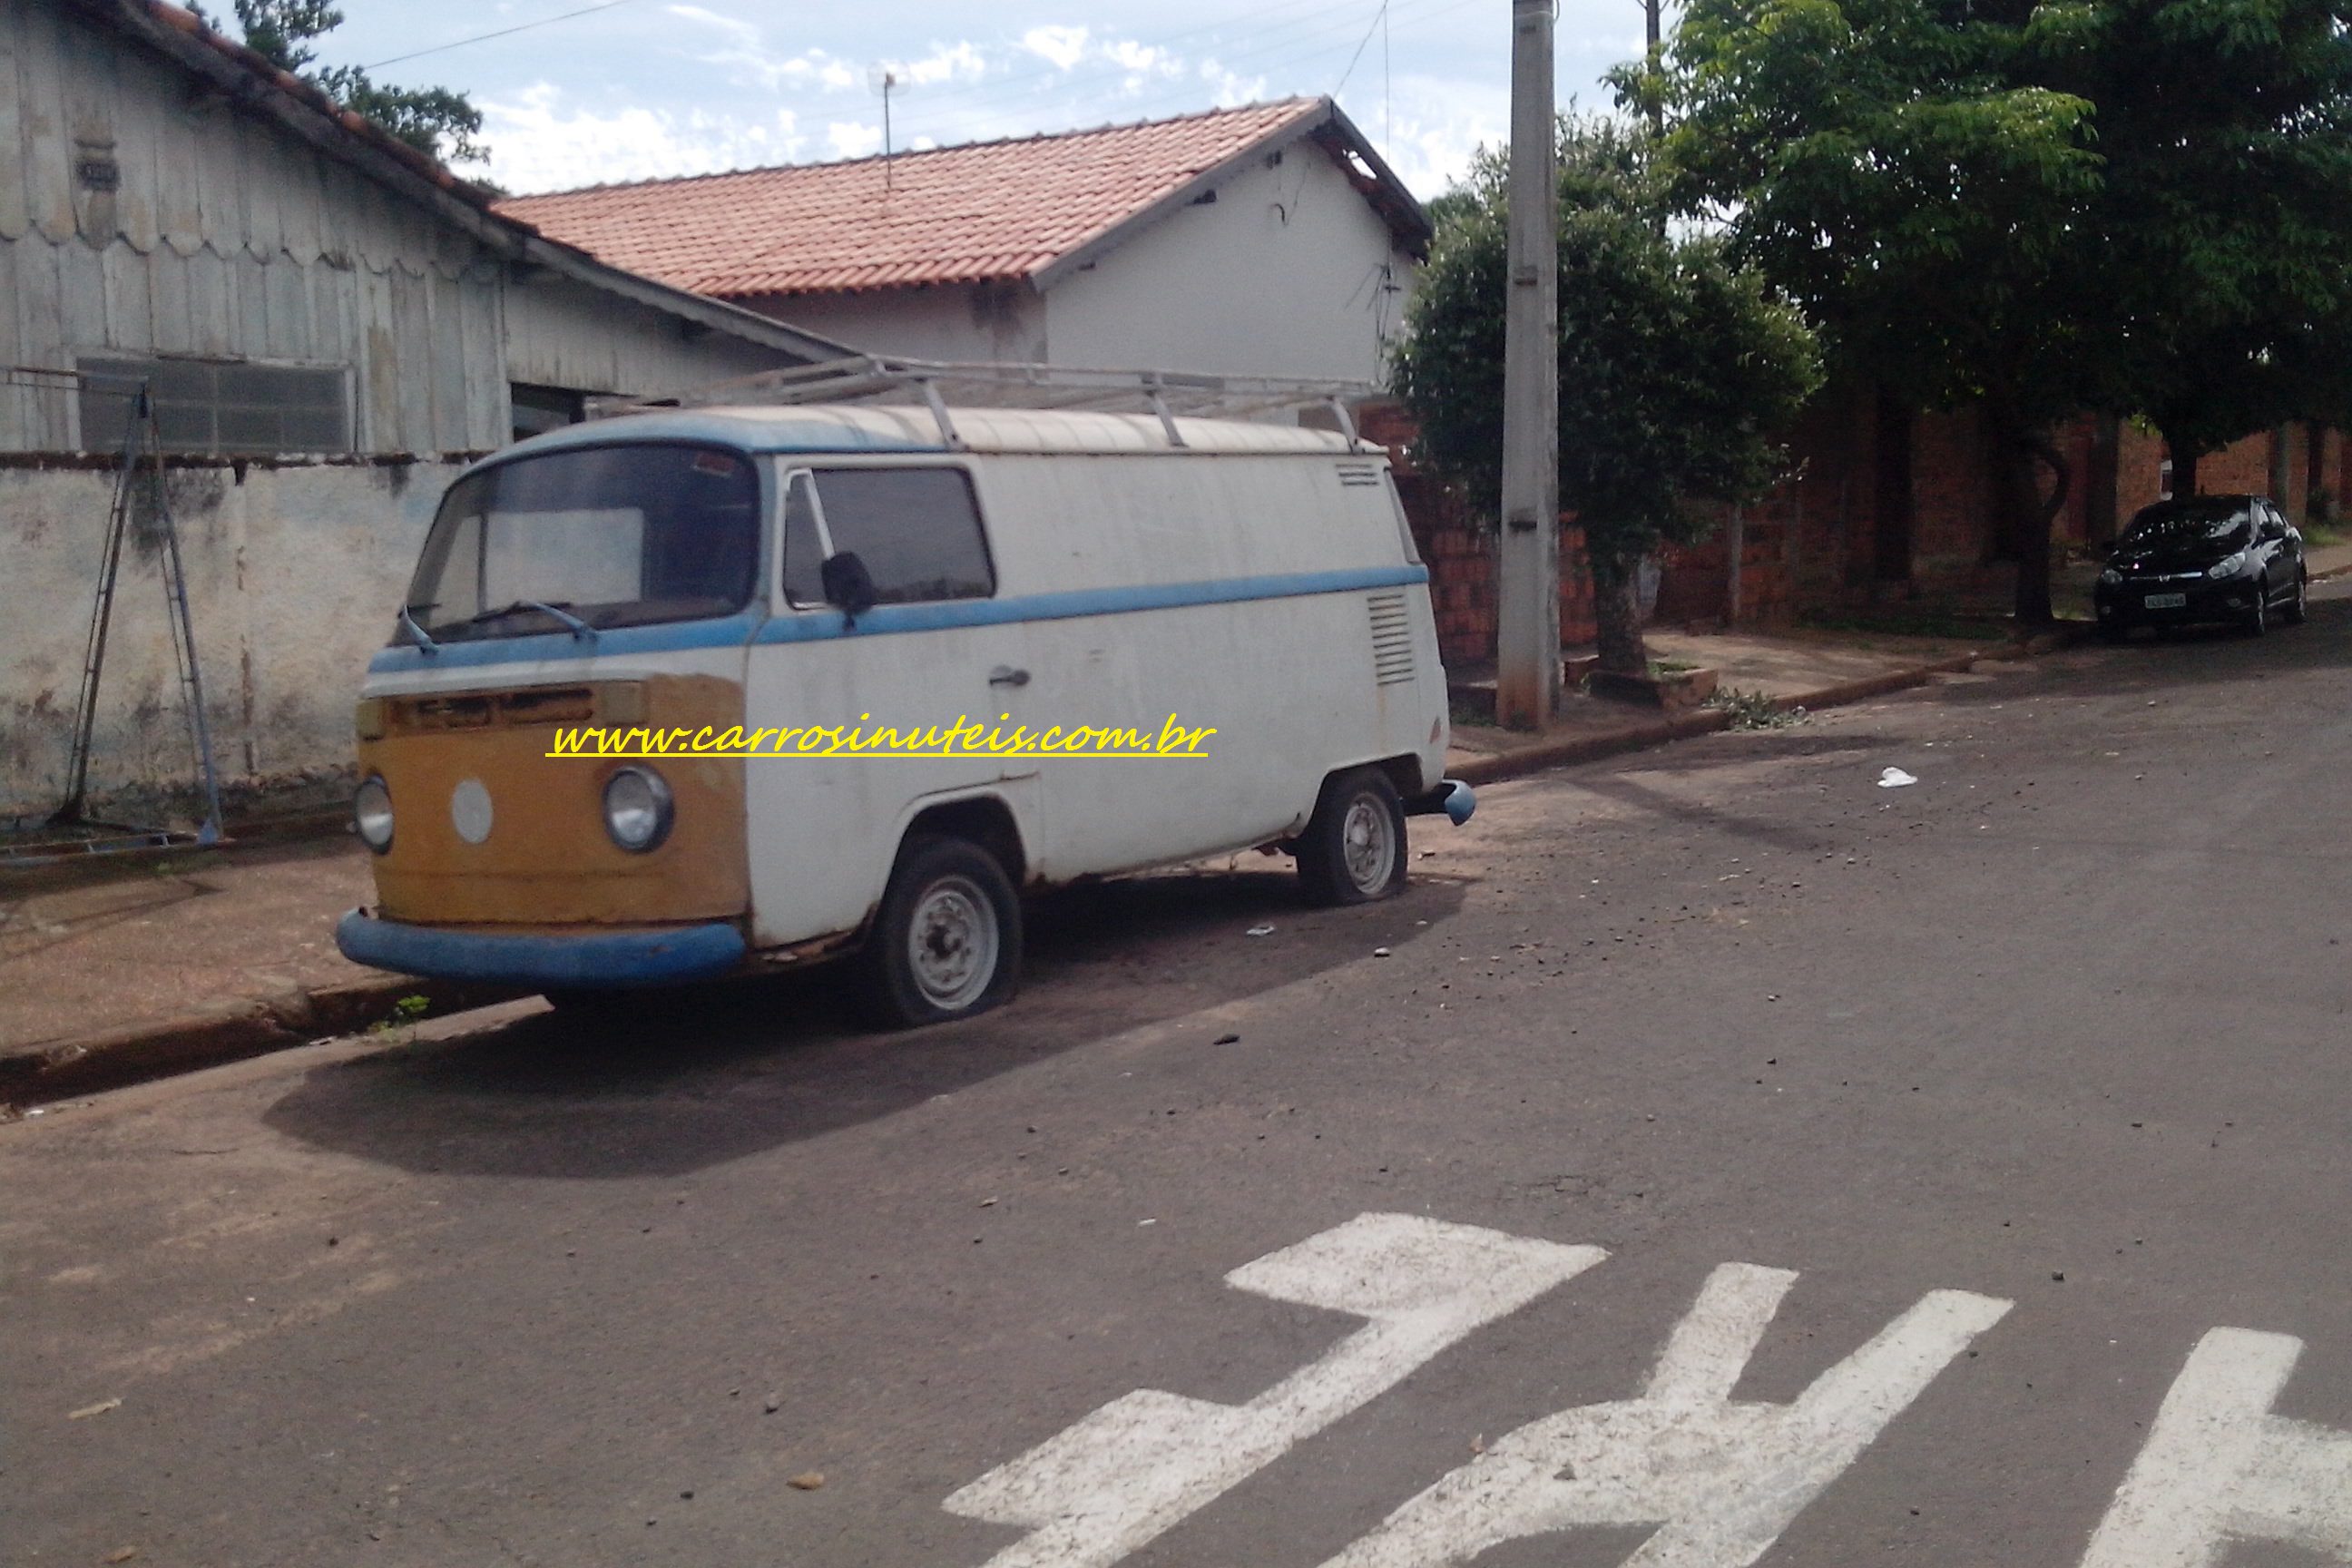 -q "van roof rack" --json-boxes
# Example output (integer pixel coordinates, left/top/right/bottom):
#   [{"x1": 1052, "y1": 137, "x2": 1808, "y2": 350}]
[{"x1": 589, "y1": 355, "x2": 1383, "y2": 452}]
